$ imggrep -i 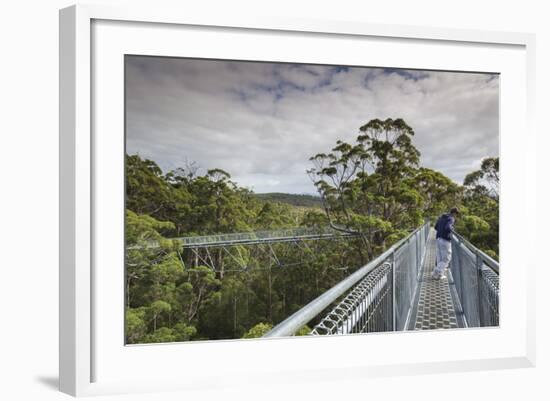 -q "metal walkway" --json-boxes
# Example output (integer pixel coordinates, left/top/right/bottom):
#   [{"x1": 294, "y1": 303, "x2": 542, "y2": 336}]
[
  {"x1": 408, "y1": 229, "x2": 460, "y2": 330},
  {"x1": 263, "y1": 222, "x2": 499, "y2": 338},
  {"x1": 173, "y1": 227, "x2": 358, "y2": 248},
  {"x1": 131, "y1": 227, "x2": 359, "y2": 252}
]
